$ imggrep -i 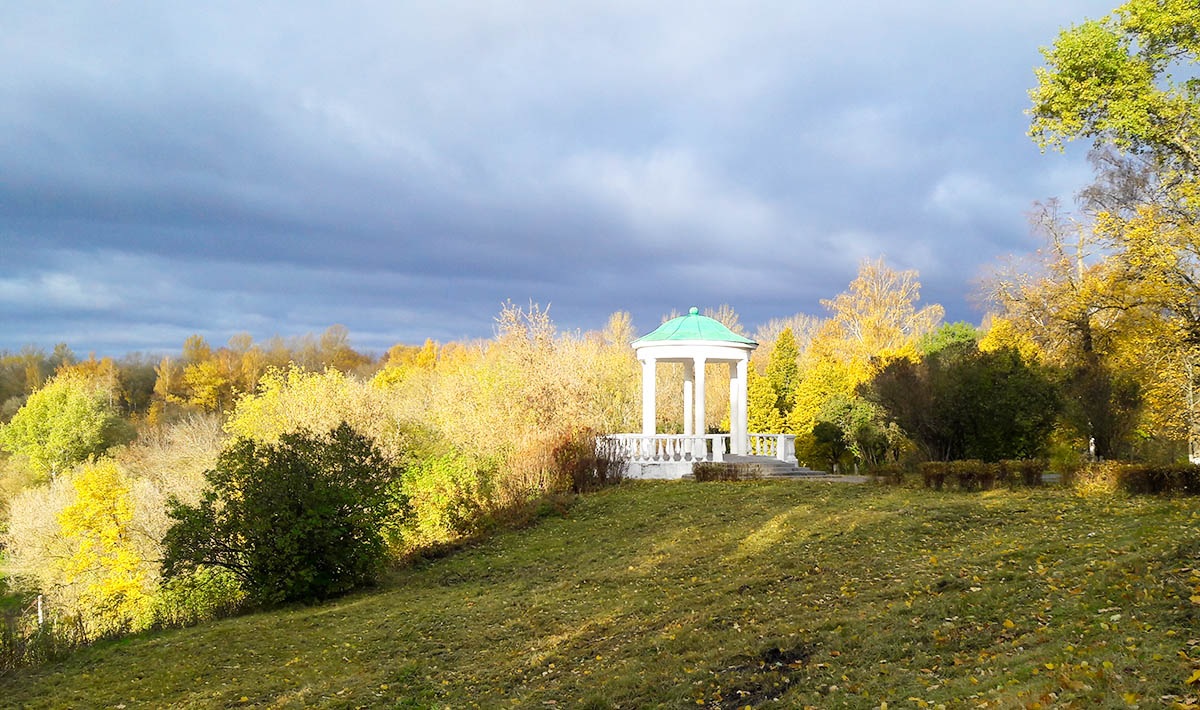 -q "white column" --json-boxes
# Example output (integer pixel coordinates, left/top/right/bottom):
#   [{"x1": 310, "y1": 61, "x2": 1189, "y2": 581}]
[
  {"x1": 735, "y1": 358, "x2": 749, "y2": 455},
  {"x1": 728, "y1": 362, "x2": 740, "y2": 455},
  {"x1": 641, "y1": 357, "x2": 656, "y2": 436},
  {"x1": 693, "y1": 357, "x2": 706, "y2": 438},
  {"x1": 682, "y1": 360, "x2": 695, "y2": 436}
]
